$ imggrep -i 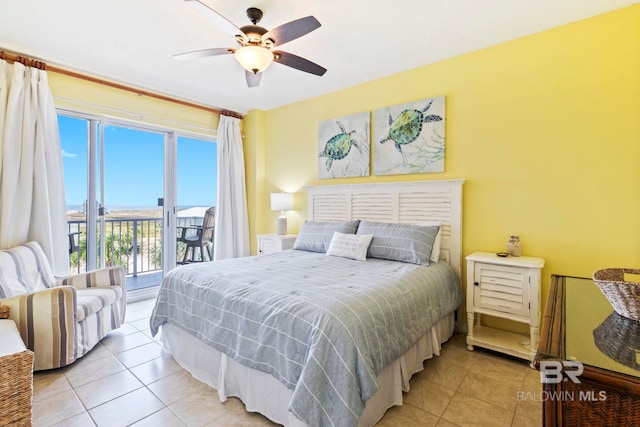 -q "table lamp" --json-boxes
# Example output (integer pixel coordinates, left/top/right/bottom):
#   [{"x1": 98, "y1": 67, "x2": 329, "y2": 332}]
[{"x1": 271, "y1": 192, "x2": 294, "y2": 235}]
